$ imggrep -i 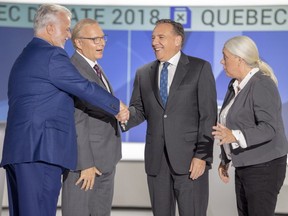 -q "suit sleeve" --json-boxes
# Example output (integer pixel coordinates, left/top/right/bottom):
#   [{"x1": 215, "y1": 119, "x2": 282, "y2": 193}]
[
  {"x1": 48, "y1": 48, "x2": 119, "y2": 116},
  {"x1": 124, "y1": 69, "x2": 146, "y2": 131},
  {"x1": 242, "y1": 78, "x2": 279, "y2": 146},
  {"x1": 195, "y1": 61, "x2": 217, "y2": 163}
]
